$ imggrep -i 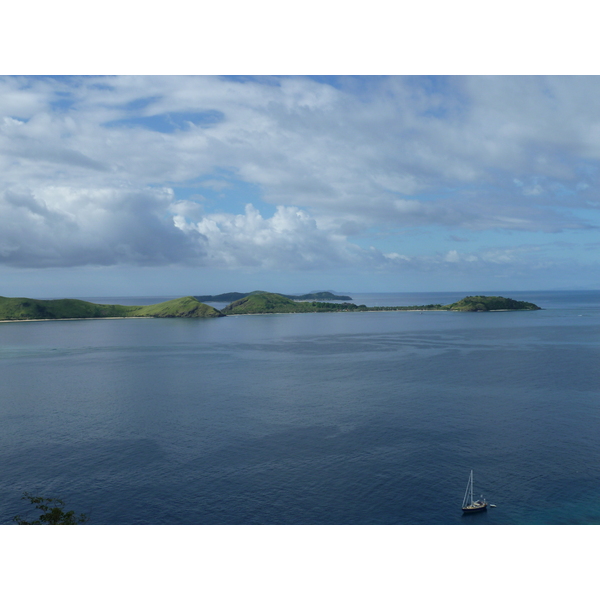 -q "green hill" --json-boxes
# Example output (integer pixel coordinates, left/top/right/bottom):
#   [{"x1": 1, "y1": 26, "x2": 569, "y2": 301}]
[
  {"x1": 0, "y1": 296, "x2": 223, "y2": 321},
  {"x1": 222, "y1": 292, "x2": 541, "y2": 315},
  {"x1": 127, "y1": 297, "x2": 224, "y2": 318},
  {"x1": 194, "y1": 292, "x2": 250, "y2": 302},
  {"x1": 442, "y1": 296, "x2": 541, "y2": 312},
  {"x1": 222, "y1": 292, "x2": 360, "y2": 315},
  {"x1": 0, "y1": 293, "x2": 541, "y2": 321},
  {"x1": 222, "y1": 292, "x2": 302, "y2": 314}
]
